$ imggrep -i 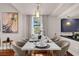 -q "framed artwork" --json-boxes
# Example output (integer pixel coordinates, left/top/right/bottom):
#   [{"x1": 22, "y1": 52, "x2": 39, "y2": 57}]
[{"x1": 2, "y1": 12, "x2": 18, "y2": 33}]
